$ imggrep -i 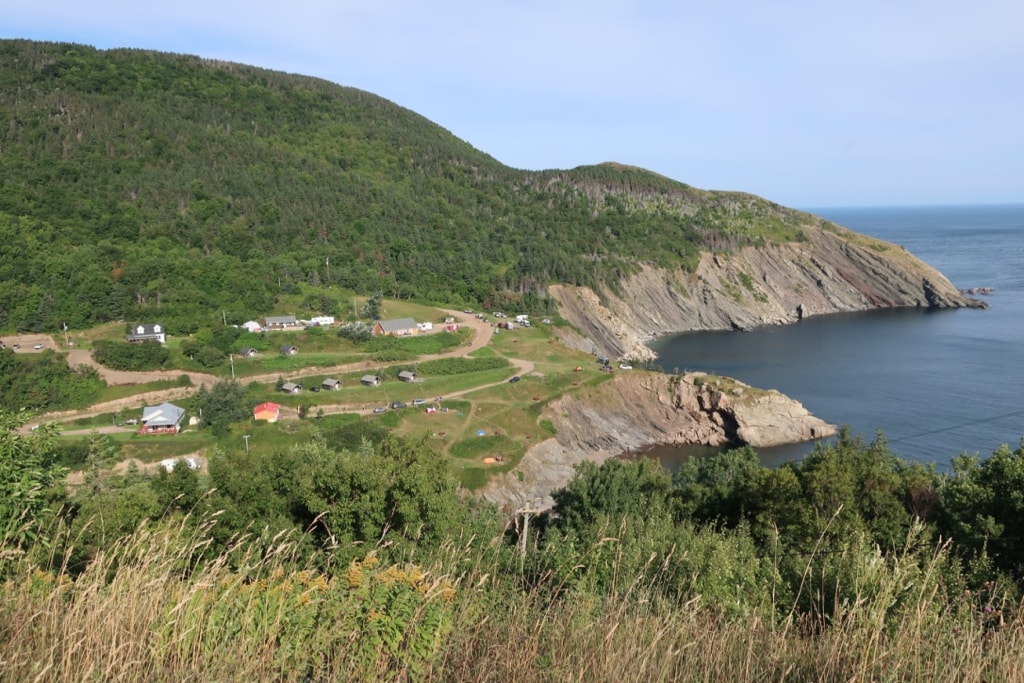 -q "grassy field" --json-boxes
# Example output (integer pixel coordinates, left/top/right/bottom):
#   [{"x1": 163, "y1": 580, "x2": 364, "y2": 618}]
[
  {"x1": 97, "y1": 430, "x2": 219, "y2": 464},
  {"x1": 58, "y1": 301, "x2": 613, "y2": 490}
]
